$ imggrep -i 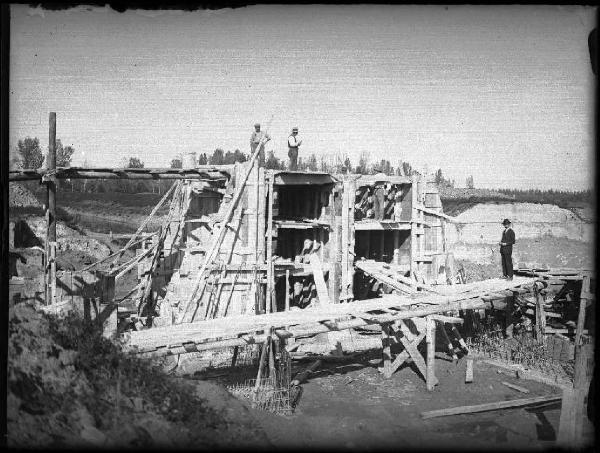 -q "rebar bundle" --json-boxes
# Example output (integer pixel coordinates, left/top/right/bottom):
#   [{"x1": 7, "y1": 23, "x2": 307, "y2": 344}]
[
  {"x1": 227, "y1": 345, "x2": 294, "y2": 415},
  {"x1": 466, "y1": 331, "x2": 574, "y2": 382}
]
